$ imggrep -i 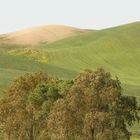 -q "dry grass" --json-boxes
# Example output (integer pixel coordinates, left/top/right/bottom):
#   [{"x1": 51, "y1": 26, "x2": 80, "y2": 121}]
[{"x1": 0, "y1": 25, "x2": 87, "y2": 45}]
